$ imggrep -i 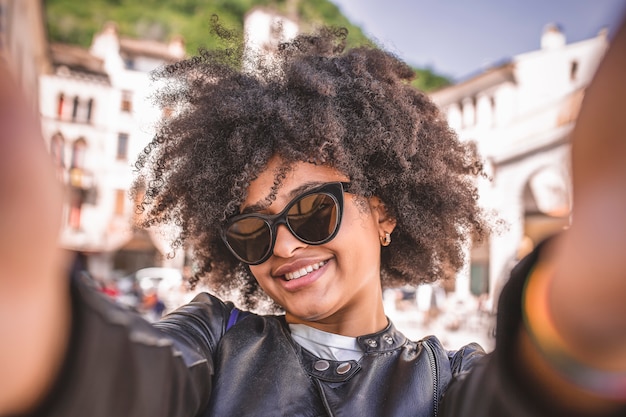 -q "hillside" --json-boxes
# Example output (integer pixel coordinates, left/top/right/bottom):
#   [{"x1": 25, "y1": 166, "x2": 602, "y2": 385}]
[{"x1": 44, "y1": 0, "x2": 449, "y2": 91}]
